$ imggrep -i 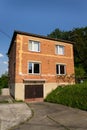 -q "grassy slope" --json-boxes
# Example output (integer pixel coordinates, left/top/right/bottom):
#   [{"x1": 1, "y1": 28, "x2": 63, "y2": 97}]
[{"x1": 45, "y1": 82, "x2": 87, "y2": 111}]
